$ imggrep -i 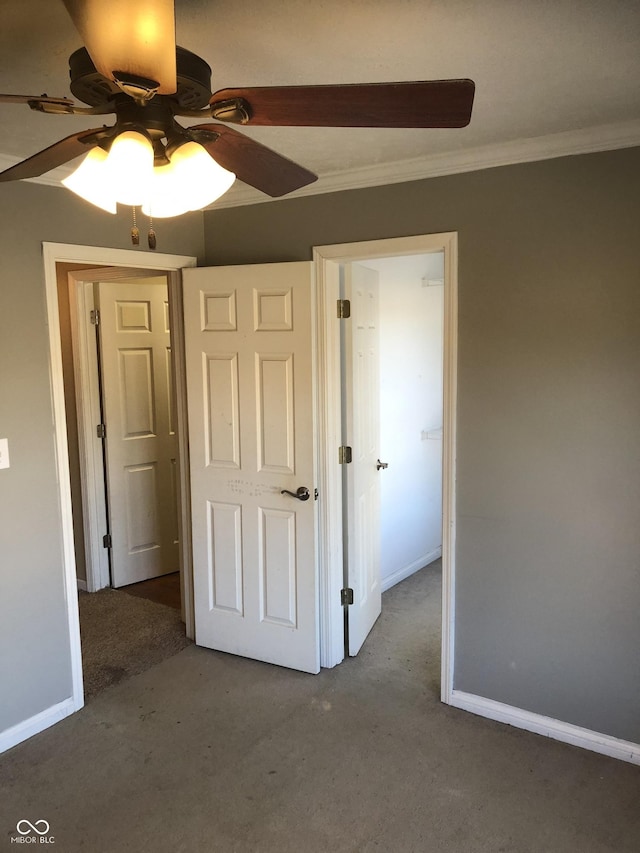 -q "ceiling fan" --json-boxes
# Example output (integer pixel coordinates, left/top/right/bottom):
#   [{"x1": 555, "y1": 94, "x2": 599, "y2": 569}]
[{"x1": 0, "y1": 0, "x2": 475, "y2": 218}]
